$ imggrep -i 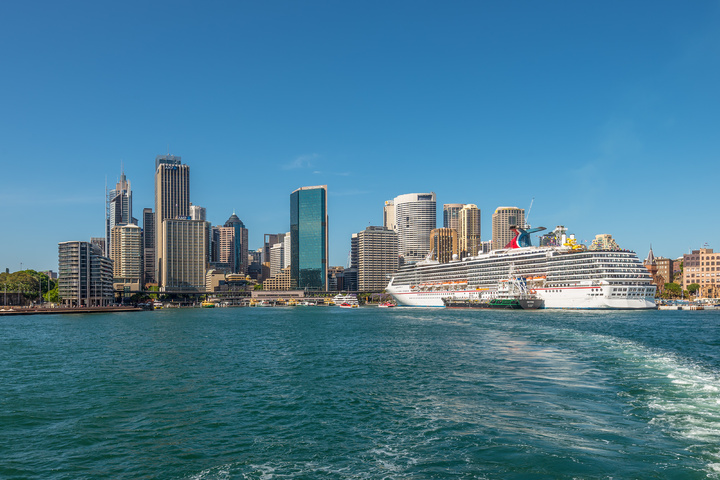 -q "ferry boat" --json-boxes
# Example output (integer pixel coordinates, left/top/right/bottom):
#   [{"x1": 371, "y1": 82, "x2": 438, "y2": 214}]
[
  {"x1": 386, "y1": 226, "x2": 656, "y2": 309},
  {"x1": 333, "y1": 294, "x2": 359, "y2": 308}
]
